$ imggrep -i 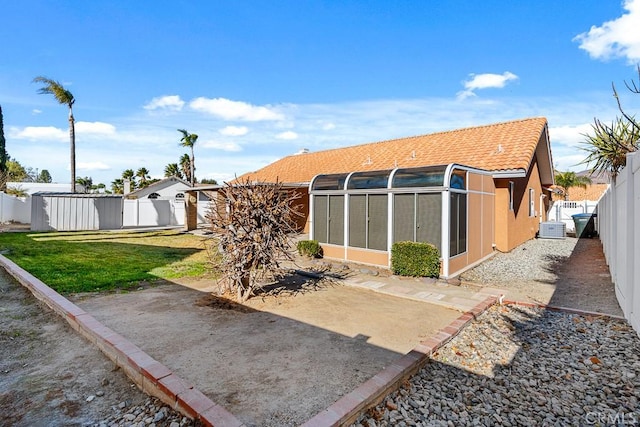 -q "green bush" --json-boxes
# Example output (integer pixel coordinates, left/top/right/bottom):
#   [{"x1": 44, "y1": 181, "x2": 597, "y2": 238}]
[
  {"x1": 297, "y1": 240, "x2": 323, "y2": 258},
  {"x1": 391, "y1": 241, "x2": 440, "y2": 277}
]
